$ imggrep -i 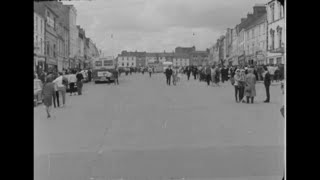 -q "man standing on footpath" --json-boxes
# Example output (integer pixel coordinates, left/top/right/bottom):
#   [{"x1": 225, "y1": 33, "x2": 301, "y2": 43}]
[
  {"x1": 165, "y1": 65, "x2": 173, "y2": 86},
  {"x1": 76, "y1": 70, "x2": 84, "y2": 95},
  {"x1": 264, "y1": 66, "x2": 271, "y2": 103}
]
